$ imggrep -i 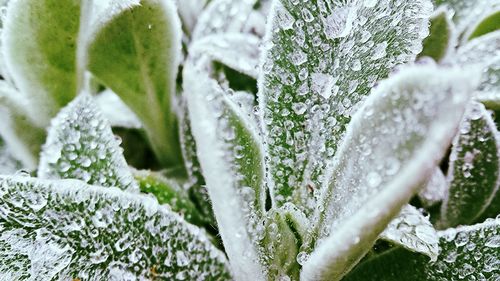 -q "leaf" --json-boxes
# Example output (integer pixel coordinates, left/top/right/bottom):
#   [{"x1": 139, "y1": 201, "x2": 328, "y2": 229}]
[
  {"x1": 2, "y1": 0, "x2": 81, "y2": 126},
  {"x1": 183, "y1": 51, "x2": 268, "y2": 279},
  {"x1": 300, "y1": 64, "x2": 478, "y2": 281},
  {"x1": 418, "y1": 167, "x2": 448, "y2": 208},
  {"x1": 191, "y1": 33, "x2": 261, "y2": 79},
  {"x1": 0, "y1": 136, "x2": 23, "y2": 175},
  {"x1": 175, "y1": 0, "x2": 209, "y2": 36},
  {"x1": 343, "y1": 218, "x2": 500, "y2": 281},
  {"x1": 133, "y1": 169, "x2": 209, "y2": 229},
  {"x1": 191, "y1": 0, "x2": 257, "y2": 40},
  {"x1": 94, "y1": 90, "x2": 142, "y2": 129},
  {"x1": 38, "y1": 94, "x2": 138, "y2": 192},
  {"x1": 87, "y1": 0, "x2": 184, "y2": 167},
  {"x1": 258, "y1": 0, "x2": 433, "y2": 214},
  {"x1": 468, "y1": 10, "x2": 500, "y2": 40},
  {"x1": 438, "y1": 102, "x2": 500, "y2": 228},
  {"x1": 380, "y1": 205, "x2": 439, "y2": 261},
  {"x1": 0, "y1": 81, "x2": 46, "y2": 169},
  {"x1": 452, "y1": 31, "x2": 500, "y2": 109},
  {"x1": 0, "y1": 176, "x2": 232, "y2": 280},
  {"x1": 418, "y1": 9, "x2": 453, "y2": 62}
]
